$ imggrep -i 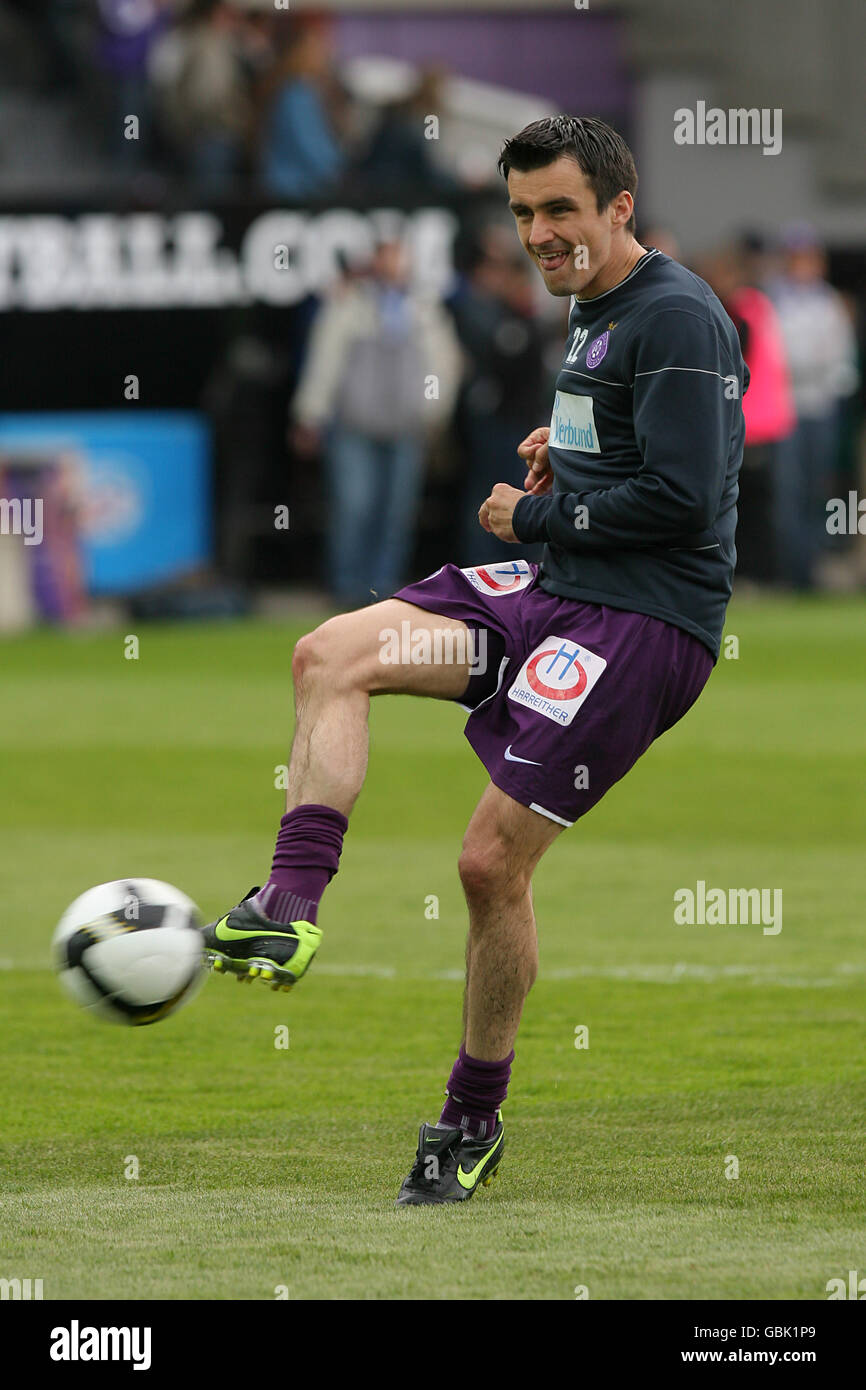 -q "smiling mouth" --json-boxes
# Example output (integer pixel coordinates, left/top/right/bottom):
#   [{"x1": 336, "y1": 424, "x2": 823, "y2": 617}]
[{"x1": 536, "y1": 250, "x2": 570, "y2": 271}]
